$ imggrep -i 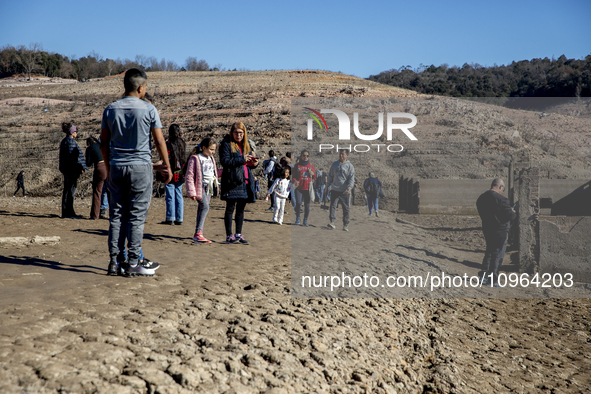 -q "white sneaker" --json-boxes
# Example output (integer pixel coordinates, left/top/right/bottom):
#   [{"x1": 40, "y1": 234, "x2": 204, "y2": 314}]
[
  {"x1": 124, "y1": 263, "x2": 155, "y2": 277},
  {"x1": 140, "y1": 258, "x2": 160, "y2": 269},
  {"x1": 327, "y1": 222, "x2": 336, "y2": 229}
]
